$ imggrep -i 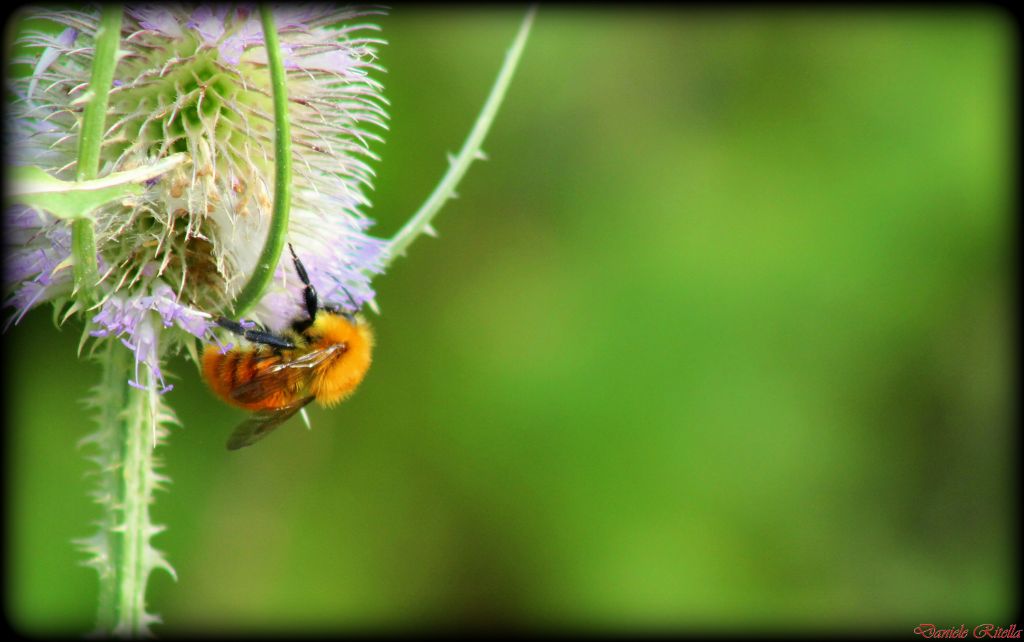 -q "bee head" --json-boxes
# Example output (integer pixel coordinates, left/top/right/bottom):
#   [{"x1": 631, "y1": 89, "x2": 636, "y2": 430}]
[{"x1": 288, "y1": 243, "x2": 362, "y2": 326}]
